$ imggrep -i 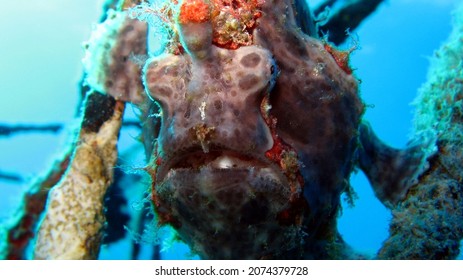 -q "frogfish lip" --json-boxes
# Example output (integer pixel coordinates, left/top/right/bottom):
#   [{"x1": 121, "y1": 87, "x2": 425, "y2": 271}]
[
  {"x1": 156, "y1": 149, "x2": 284, "y2": 183},
  {"x1": 153, "y1": 148, "x2": 305, "y2": 259}
]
